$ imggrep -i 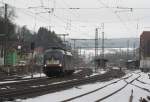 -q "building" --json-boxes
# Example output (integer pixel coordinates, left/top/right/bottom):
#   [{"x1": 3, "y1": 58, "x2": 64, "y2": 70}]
[{"x1": 140, "y1": 31, "x2": 150, "y2": 72}]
